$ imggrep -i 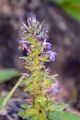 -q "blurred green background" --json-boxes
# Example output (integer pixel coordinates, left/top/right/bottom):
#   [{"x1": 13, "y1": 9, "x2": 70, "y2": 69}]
[{"x1": 49, "y1": 0, "x2": 80, "y2": 21}]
